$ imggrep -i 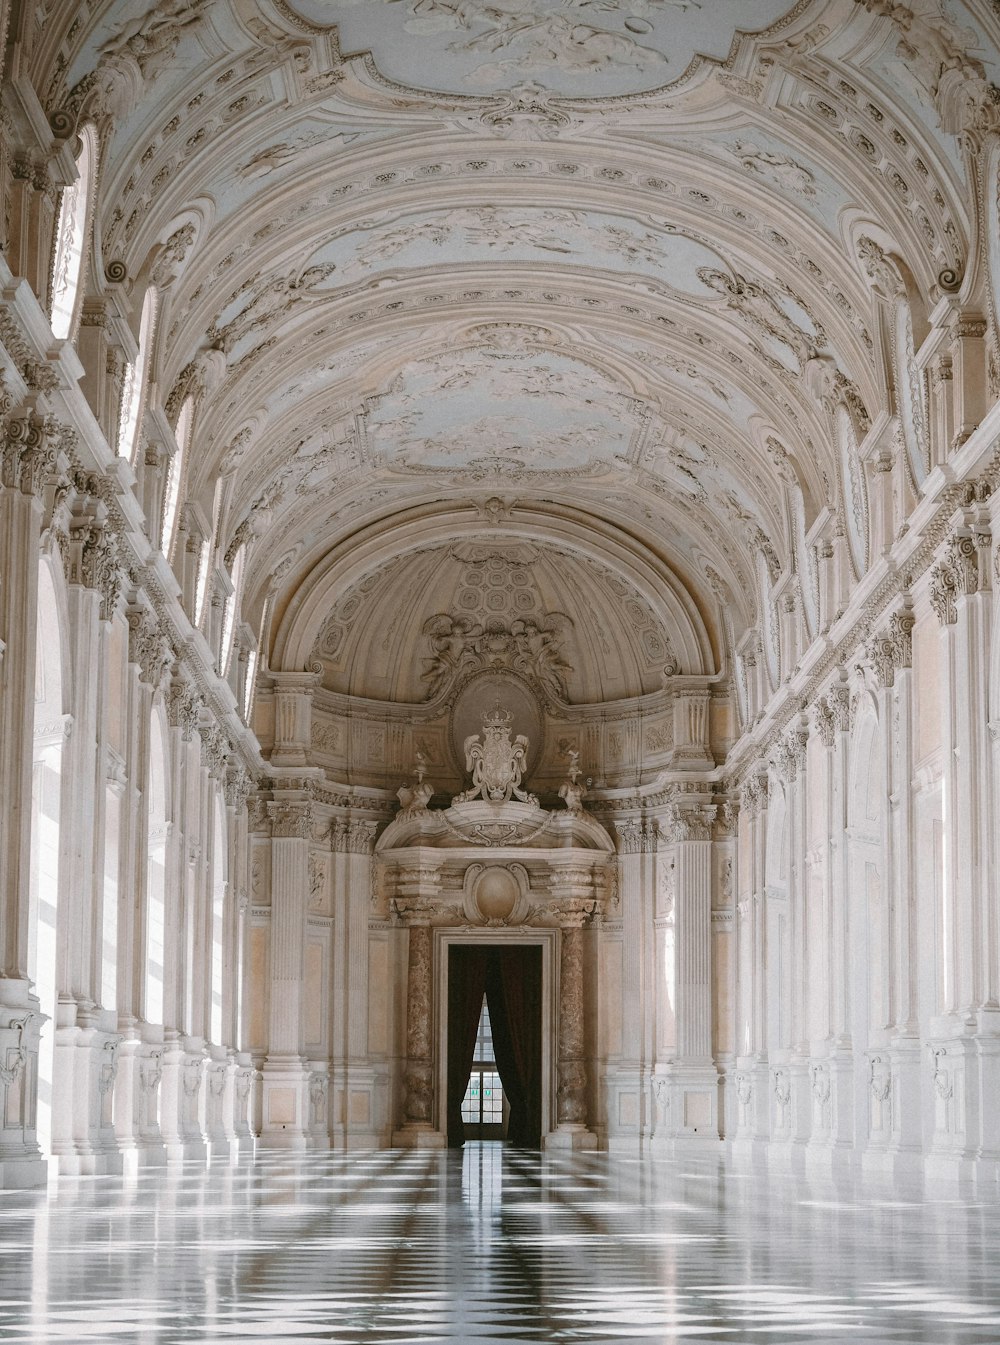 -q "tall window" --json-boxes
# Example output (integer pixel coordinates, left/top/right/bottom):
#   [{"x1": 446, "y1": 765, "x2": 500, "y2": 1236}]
[
  {"x1": 161, "y1": 395, "x2": 192, "y2": 559},
  {"x1": 220, "y1": 543, "x2": 245, "y2": 677},
  {"x1": 193, "y1": 537, "x2": 212, "y2": 628},
  {"x1": 118, "y1": 287, "x2": 158, "y2": 462},
  {"x1": 461, "y1": 997, "x2": 505, "y2": 1139},
  {"x1": 50, "y1": 127, "x2": 95, "y2": 340}
]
